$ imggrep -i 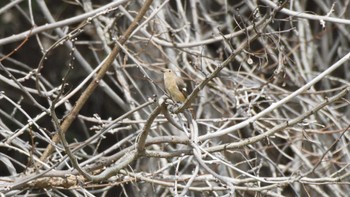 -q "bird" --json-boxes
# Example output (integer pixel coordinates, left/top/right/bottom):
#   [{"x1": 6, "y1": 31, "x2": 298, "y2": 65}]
[{"x1": 163, "y1": 69, "x2": 187, "y2": 103}]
